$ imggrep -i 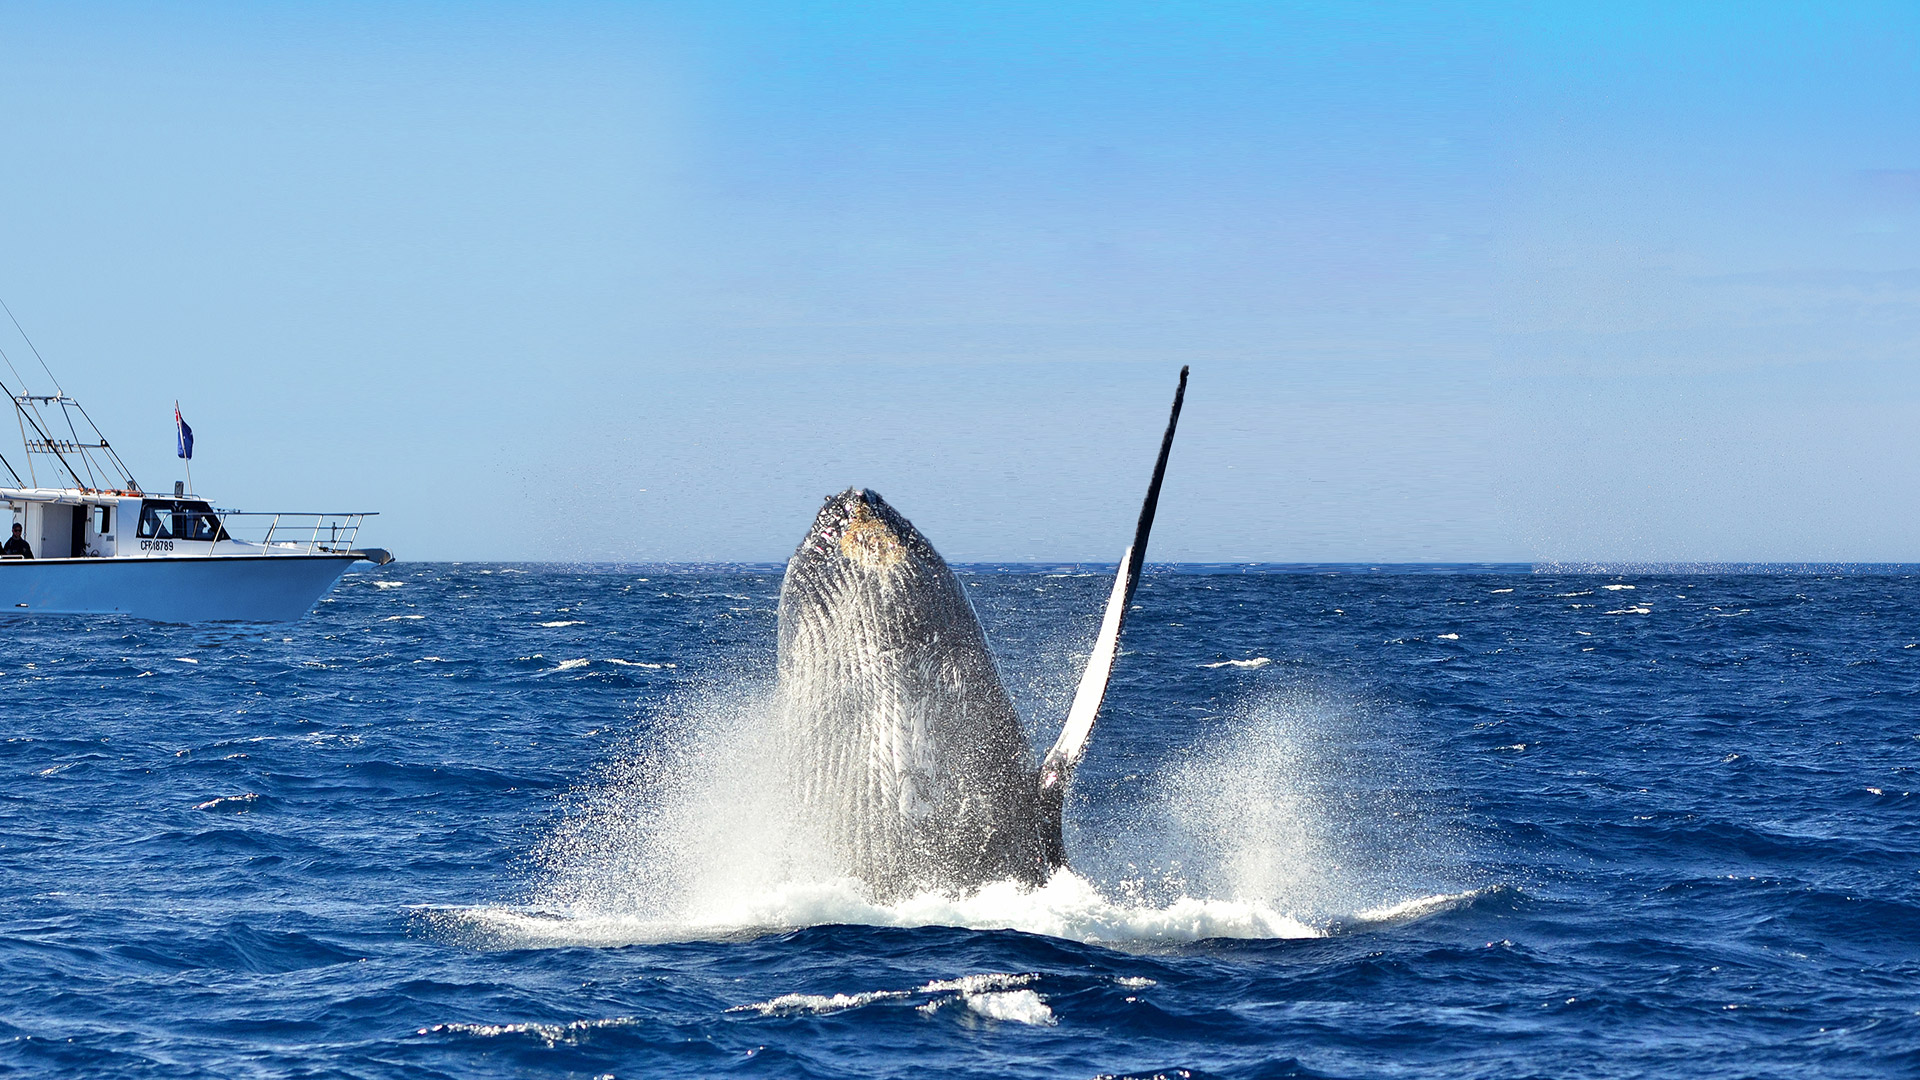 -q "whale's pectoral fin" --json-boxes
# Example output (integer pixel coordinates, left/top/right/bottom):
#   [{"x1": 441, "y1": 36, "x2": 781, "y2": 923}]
[{"x1": 1037, "y1": 366, "x2": 1189, "y2": 871}]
